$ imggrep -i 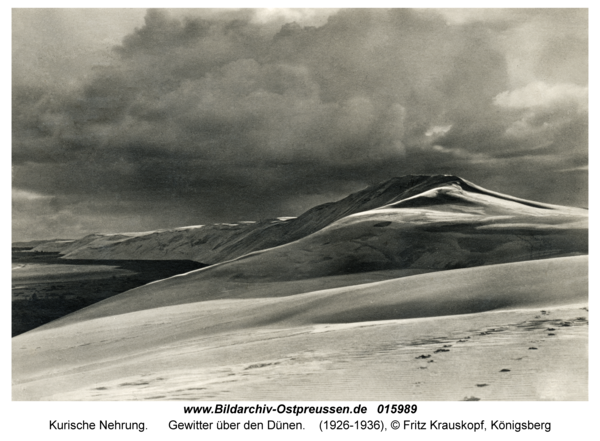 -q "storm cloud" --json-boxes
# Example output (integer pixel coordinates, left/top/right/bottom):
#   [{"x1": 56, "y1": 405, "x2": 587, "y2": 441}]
[{"x1": 12, "y1": 8, "x2": 588, "y2": 241}]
